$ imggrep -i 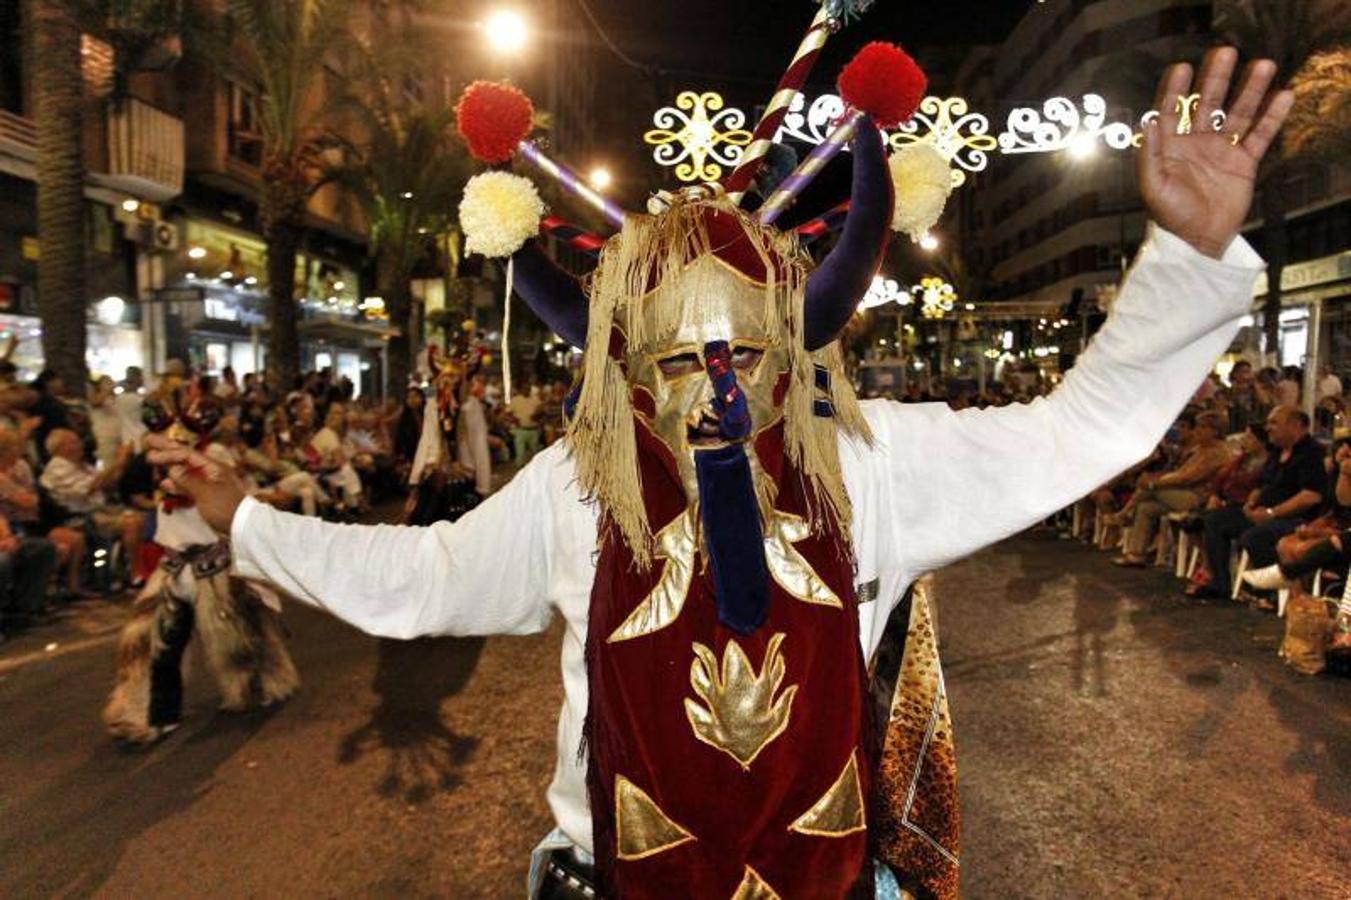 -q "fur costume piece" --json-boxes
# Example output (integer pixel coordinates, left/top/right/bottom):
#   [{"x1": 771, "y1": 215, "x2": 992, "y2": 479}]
[{"x1": 103, "y1": 541, "x2": 299, "y2": 743}]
